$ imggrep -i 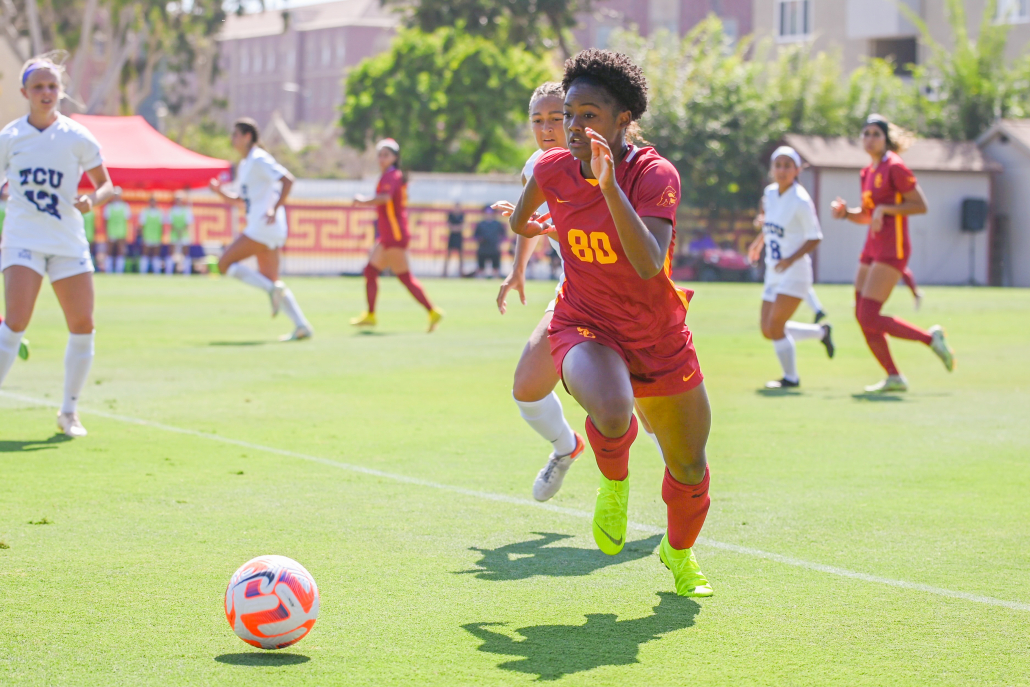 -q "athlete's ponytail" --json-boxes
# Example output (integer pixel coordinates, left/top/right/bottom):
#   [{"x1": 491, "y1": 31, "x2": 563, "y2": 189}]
[{"x1": 865, "y1": 114, "x2": 915, "y2": 154}]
